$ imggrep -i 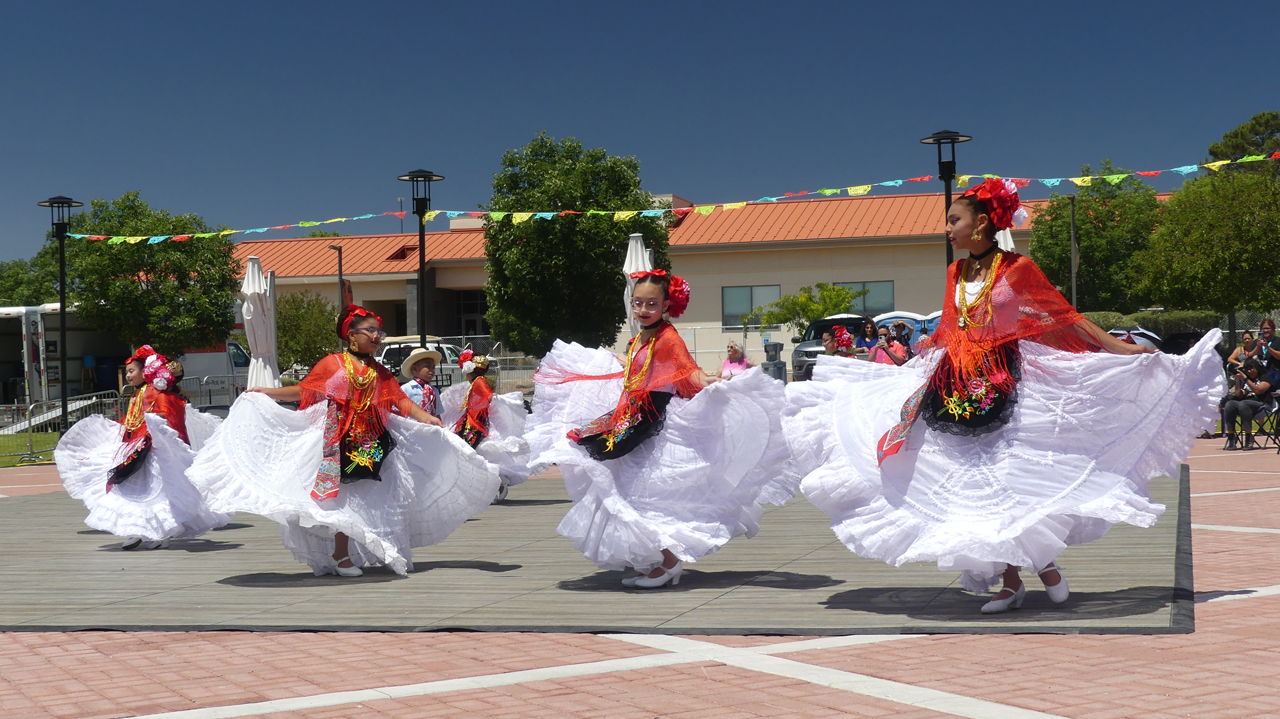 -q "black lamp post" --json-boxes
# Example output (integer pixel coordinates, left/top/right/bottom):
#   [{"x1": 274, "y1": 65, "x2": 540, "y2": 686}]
[
  {"x1": 37, "y1": 195, "x2": 83, "y2": 433},
  {"x1": 919, "y1": 130, "x2": 972, "y2": 266},
  {"x1": 397, "y1": 170, "x2": 445, "y2": 348},
  {"x1": 328, "y1": 244, "x2": 344, "y2": 303}
]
